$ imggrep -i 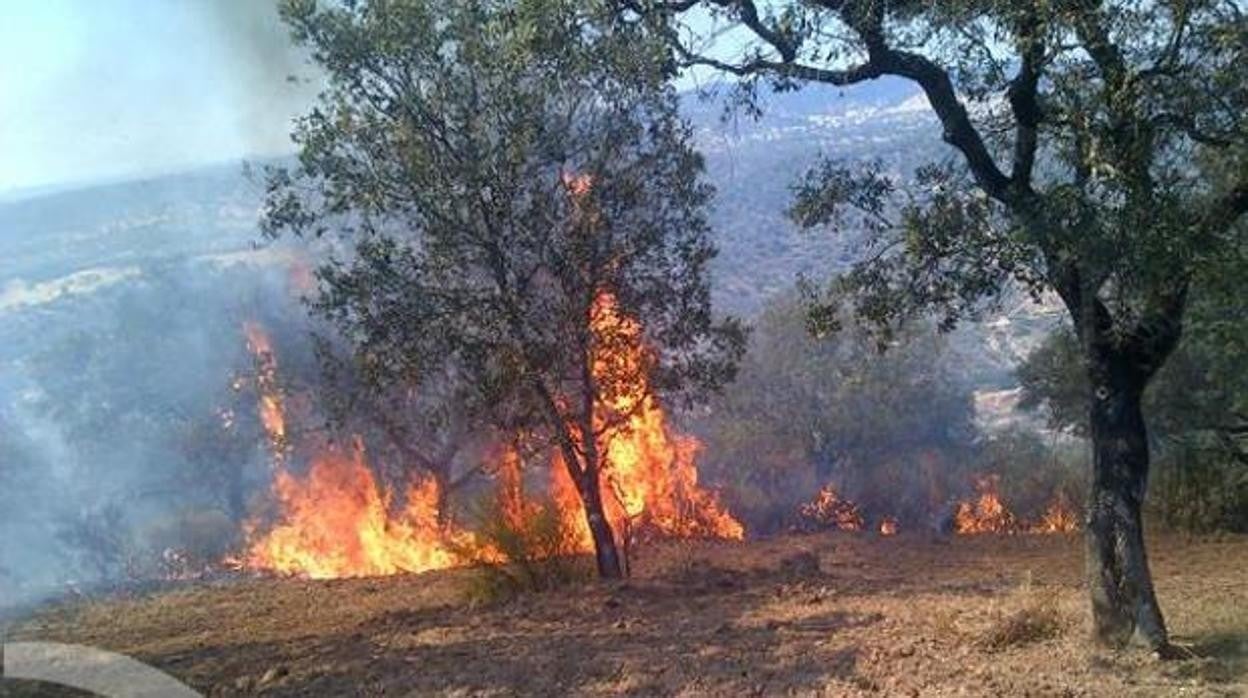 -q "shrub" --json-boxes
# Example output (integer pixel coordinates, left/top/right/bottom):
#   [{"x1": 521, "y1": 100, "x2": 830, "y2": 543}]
[{"x1": 459, "y1": 499, "x2": 592, "y2": 605}]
